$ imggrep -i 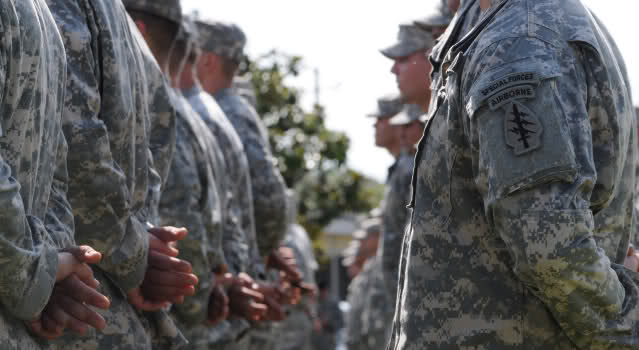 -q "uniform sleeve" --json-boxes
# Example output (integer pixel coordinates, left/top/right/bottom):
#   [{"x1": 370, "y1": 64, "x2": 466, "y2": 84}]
[
  {"x1": 380, "y1": 157, "x2": 413, "y2": 298},
  {"x1": 45, "y1": 126, "x2": 75, "y2": 250},
  {"x1": 50, "y1": 0, "x2": 148, "y2": 292},
  {"x1": 0, "y1": 11, "x2": 57, "y2": 321},
  {"x1": 465, "y1": 37, "x2": 639, "y2": 348},
  {"x1": 159, "y1": 123, "x2": 224, "y2": 325},
  {"x1": 232, "y1": 105, "x2": 288, "y2": 256}
]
